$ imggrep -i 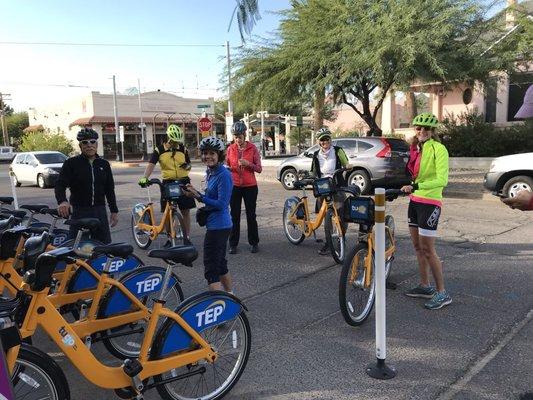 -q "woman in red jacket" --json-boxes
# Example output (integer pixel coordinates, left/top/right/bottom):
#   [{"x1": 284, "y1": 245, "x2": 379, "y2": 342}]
[{"x1": 226, "y1": 120, "x2": 262, "y2": 254}]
